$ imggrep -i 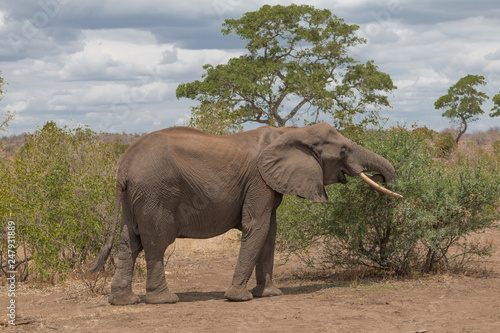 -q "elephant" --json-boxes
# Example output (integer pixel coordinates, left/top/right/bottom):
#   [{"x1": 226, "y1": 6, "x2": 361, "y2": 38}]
[{"x1": 90, "y1": 122, "x2": 401, "y2": 305}]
